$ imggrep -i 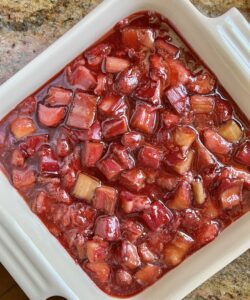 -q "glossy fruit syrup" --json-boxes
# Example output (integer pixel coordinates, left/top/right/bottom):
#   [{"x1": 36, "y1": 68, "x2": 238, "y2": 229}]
[{"x1": 0, "y1": 11, "x2": 249, "y2": 298}]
